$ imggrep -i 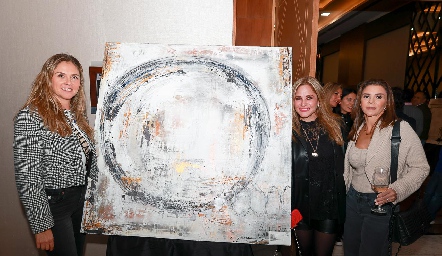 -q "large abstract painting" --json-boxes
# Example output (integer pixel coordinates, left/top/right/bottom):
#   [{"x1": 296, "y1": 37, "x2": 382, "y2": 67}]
[{"x1": 82, "y1": 42, "x2": 292, "y2": 245}]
